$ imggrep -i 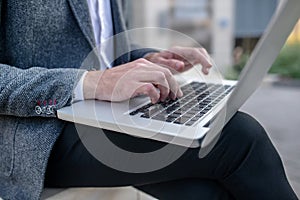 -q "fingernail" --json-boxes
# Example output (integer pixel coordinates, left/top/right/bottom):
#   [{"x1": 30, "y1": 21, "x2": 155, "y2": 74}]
[
  {"x1": 178, "y1": 89, "x2": 183, "y2": 97},
  {"x1": 206, "y1": 67, "x2": 211, "y2": 73},
  {"x1": 151, "y1": 98, "x2": 156, "y2": 104},
  {"x1": 170, "y1": 93, "x2": 175, "y2": 100},
  {"x1": 203, "y1": 68, "x2": 209, "y2": 74},
  {"x1": 176, "y1": 62, "x2": 182, "y2": 70}
]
